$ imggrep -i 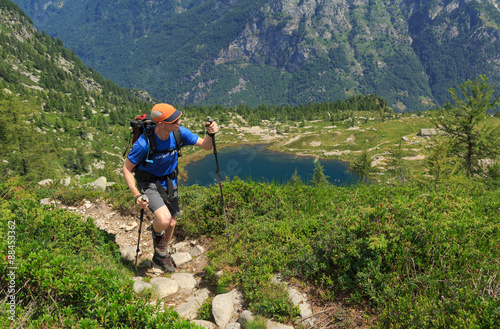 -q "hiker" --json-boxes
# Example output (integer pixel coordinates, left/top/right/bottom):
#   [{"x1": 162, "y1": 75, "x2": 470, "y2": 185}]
[{"x1": 122, "y1": 103, "x2": 219, "y2": 272}]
